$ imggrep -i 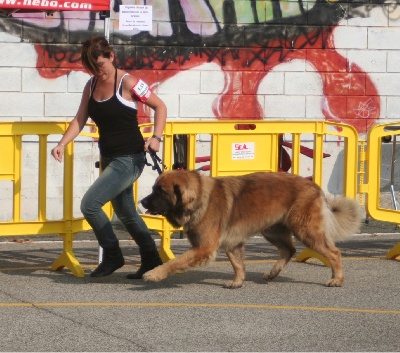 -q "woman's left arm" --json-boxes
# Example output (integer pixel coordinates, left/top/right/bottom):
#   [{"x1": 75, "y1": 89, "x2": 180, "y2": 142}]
[
  {"x1": 124, "y1": 74, "x2": 167, "y2": 152},
  {"x1": 143, "y1": 93, "x2": 167, "y2": 152}
]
